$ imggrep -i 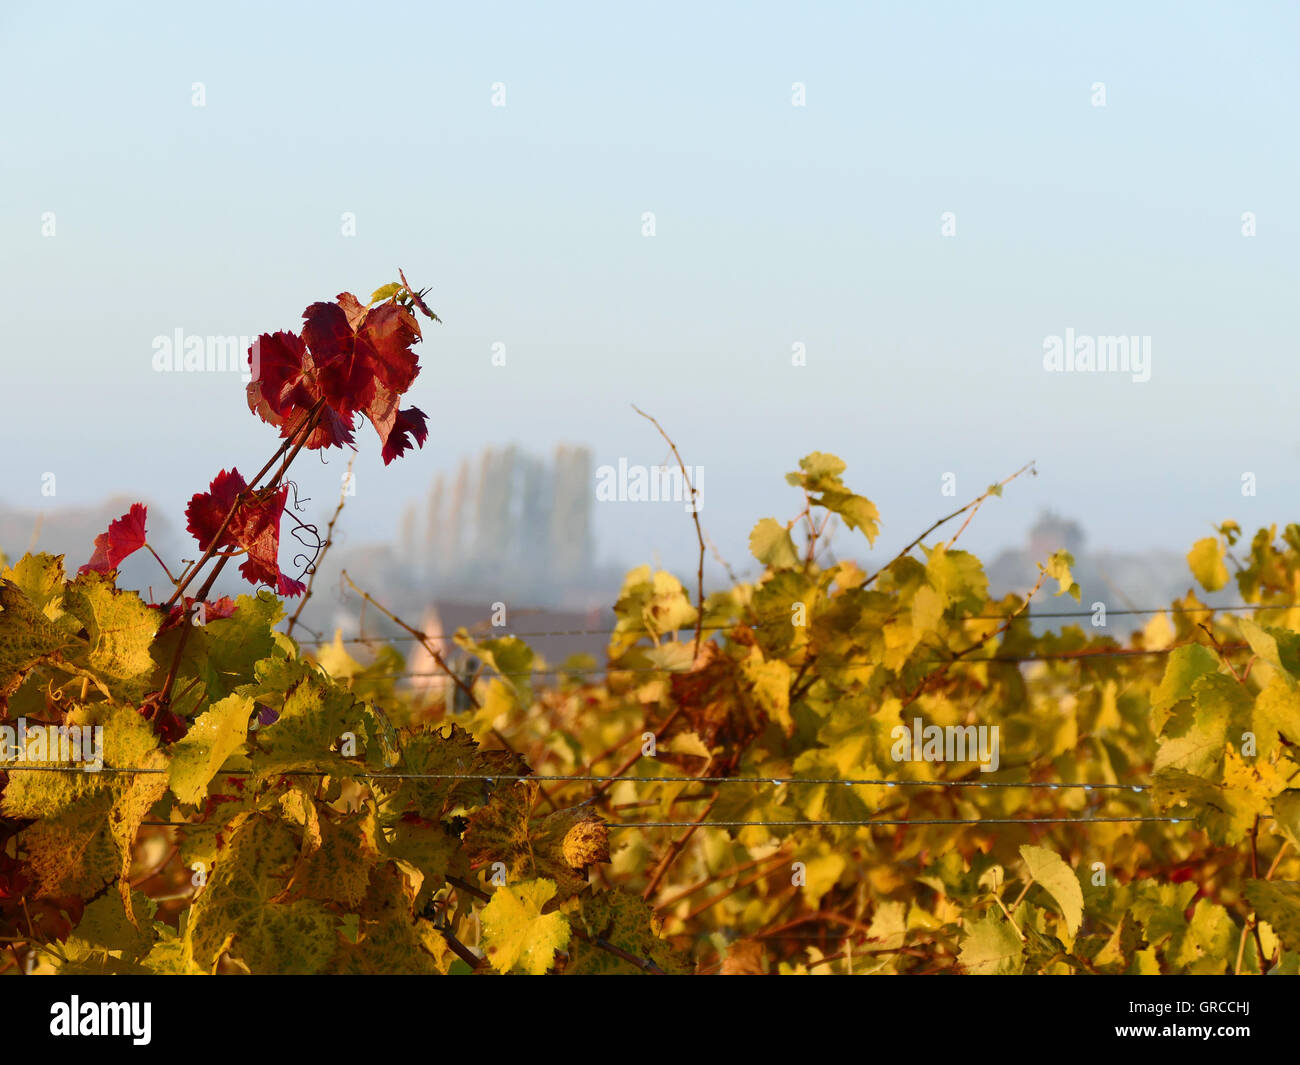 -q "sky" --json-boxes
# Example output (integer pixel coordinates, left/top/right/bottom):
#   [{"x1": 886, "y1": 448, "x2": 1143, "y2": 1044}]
[{"x1": 1, "y1": 0, "x2": 1297, "y2": 593}]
